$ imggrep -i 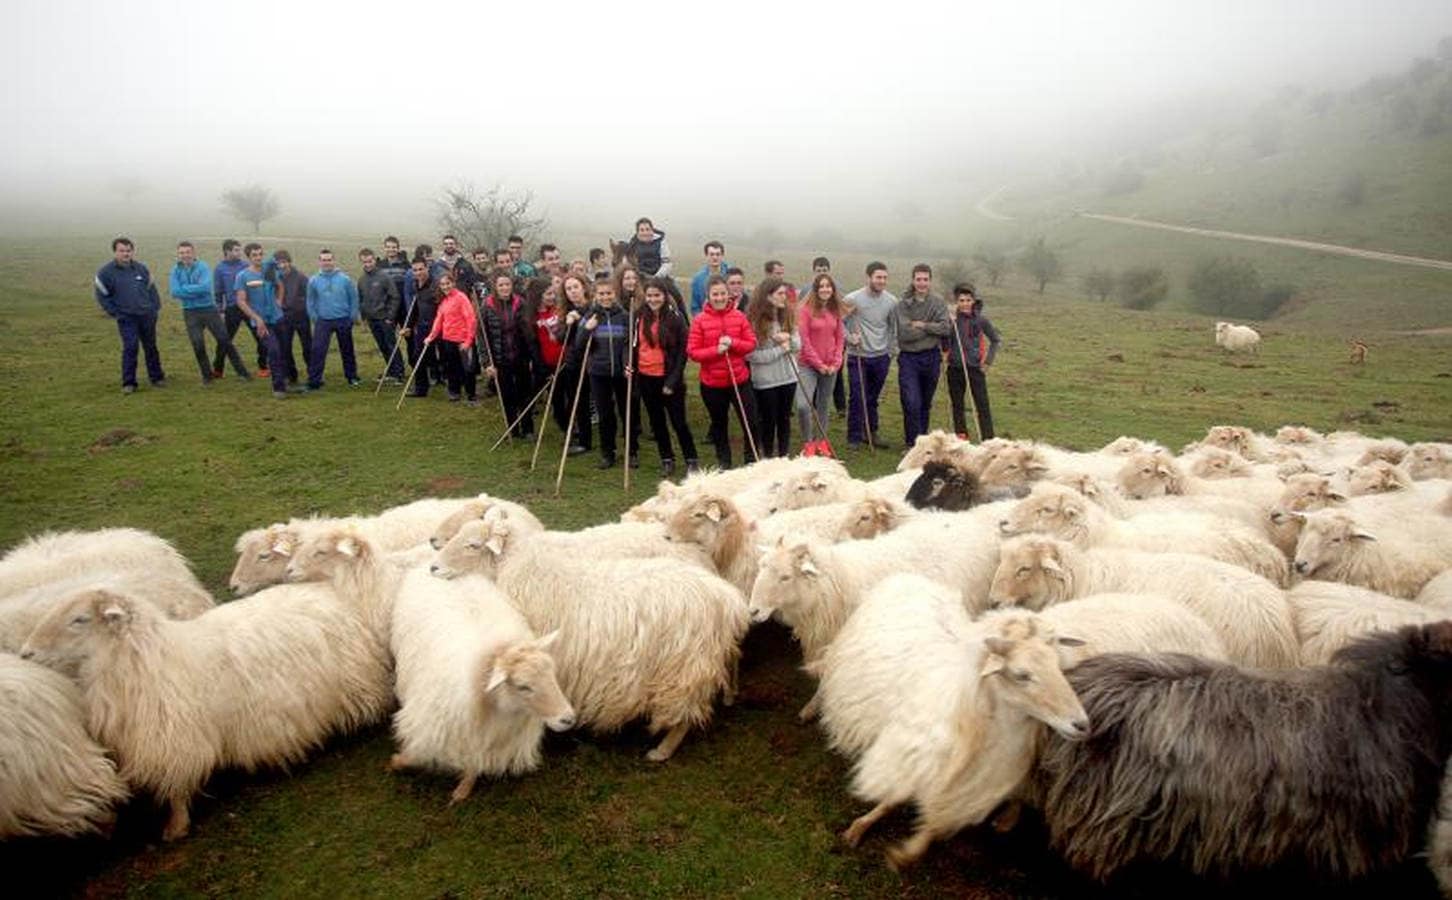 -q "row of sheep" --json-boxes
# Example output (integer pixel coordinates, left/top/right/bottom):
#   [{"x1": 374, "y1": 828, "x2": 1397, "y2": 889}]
[{"x1": 3, "y1": 423, "x2": 1452, "y2": 889}]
